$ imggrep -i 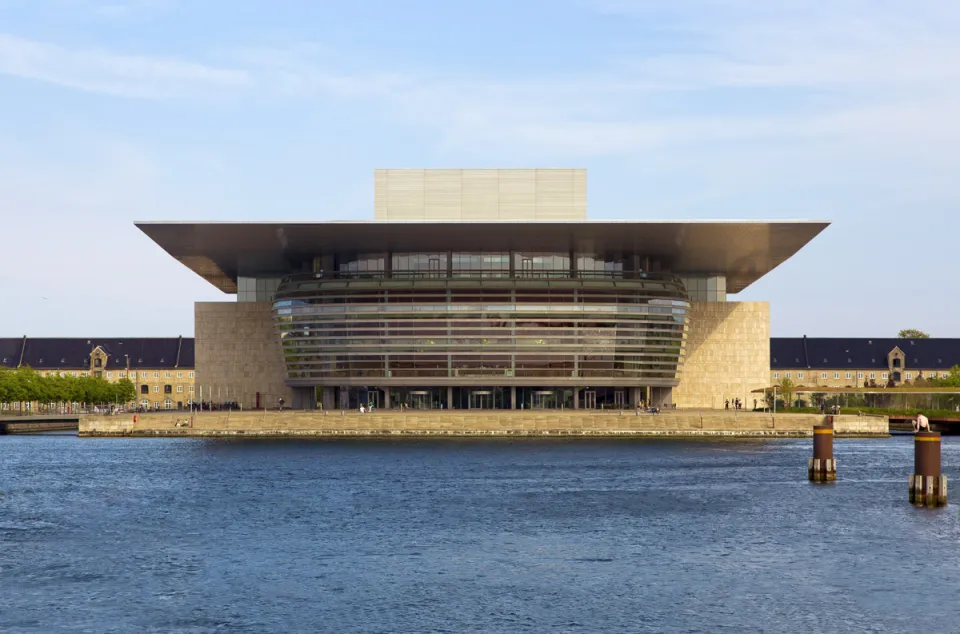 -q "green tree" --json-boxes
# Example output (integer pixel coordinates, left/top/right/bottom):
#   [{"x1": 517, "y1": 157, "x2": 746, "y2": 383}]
[
  {"x1": 112, "y1": 378, "x2": 136, "y2": 406},
  {"x1": 898, "y1": 329, "x2": 930, "y2": 339},
  {"x1": 932, "y1": 365, "x2": 960, "y2": 388},
  {"x1": 0, "y1": 369, "x2": 137, "y2": 412},
  {"x1": 0, "y1": 368, "x2": 23, "y2": 408},
  {"x1": 778, "y1": 377, "x2": 795, "y2": 408}
]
